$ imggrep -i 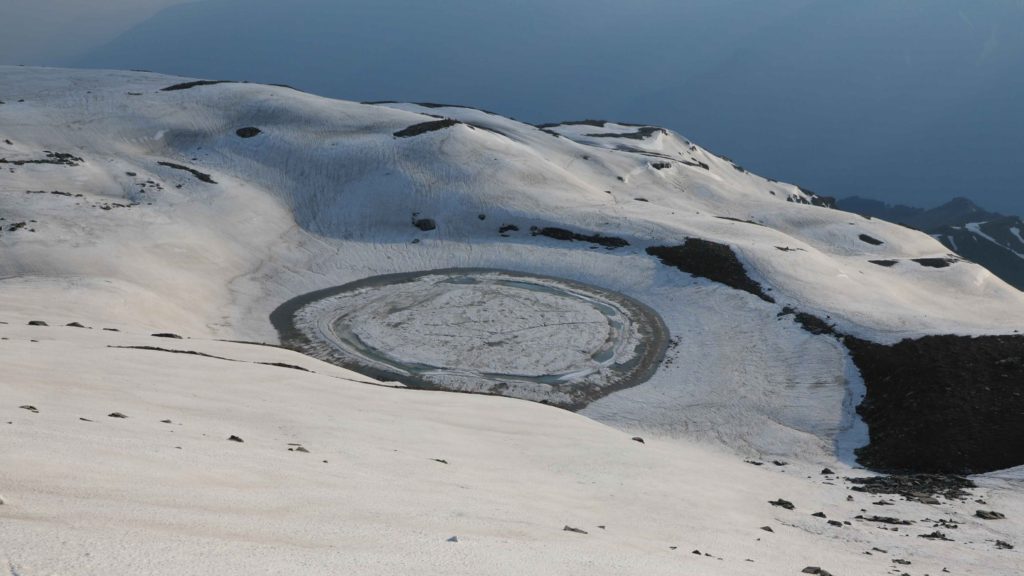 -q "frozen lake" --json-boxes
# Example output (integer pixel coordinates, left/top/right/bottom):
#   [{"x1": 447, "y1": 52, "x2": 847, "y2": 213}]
[{"x1": 272, "y1": 269, "x2": 669, "y2": 408}]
